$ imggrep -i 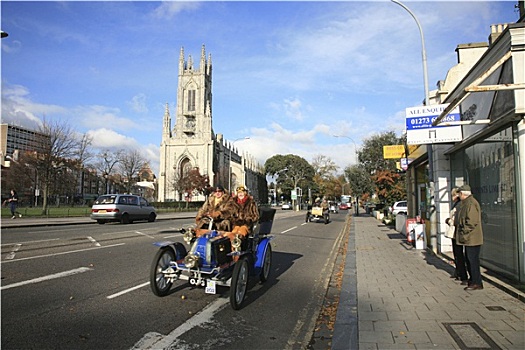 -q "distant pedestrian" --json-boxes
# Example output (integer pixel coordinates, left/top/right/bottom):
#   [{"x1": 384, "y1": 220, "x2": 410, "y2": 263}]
[
  {"x1": 4, "y1": 189, "x2": 22, "y2": 219},
  {"x1": 456, "y1": 184, "x2": 484, "y2": 290},
  {"x1": 445, "y1": 187, "x2": 469, "y2": 284}
]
